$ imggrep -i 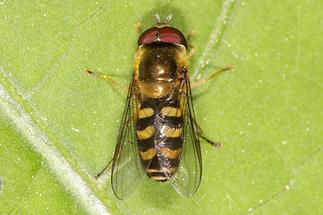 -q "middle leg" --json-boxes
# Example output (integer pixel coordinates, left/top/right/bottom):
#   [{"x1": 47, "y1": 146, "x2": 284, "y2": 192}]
[{"x1": 191, "y1": 66, "x2": 234, "y2": 89}]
